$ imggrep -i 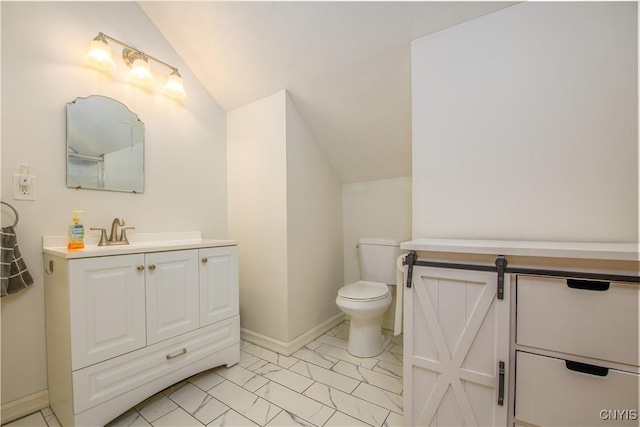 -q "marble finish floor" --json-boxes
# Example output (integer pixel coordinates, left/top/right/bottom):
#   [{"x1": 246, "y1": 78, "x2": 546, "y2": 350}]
[{"x1": 5, "y1": 322, "x2": 403, "y2": 427}]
